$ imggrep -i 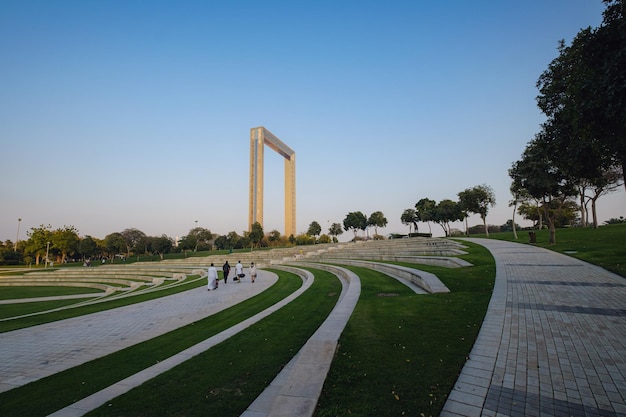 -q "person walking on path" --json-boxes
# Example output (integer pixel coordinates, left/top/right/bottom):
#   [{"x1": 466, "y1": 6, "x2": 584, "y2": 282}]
[
  {"x1": 234, "y1": 260, "x2": 244, "y2": 282},
  {"x1": 222, "y1": 261, "x2": 231, "y2": 284},
  {"x1": 207, "y1": 263, "x2": 218, "y2": 290},
  {"x1": 250, "y1": 262, "x2": 257, "y2": 283}
]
